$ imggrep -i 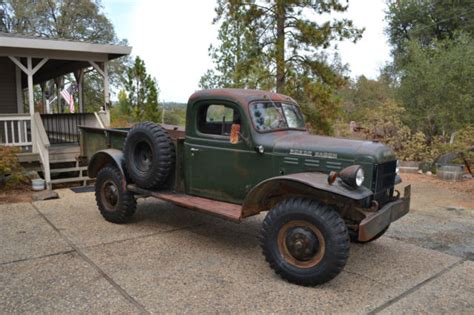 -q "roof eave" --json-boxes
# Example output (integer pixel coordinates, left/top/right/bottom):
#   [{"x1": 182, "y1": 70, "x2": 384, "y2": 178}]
[{"x1": 0, "y1": 36, "x2": 132, "y2": 60}]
